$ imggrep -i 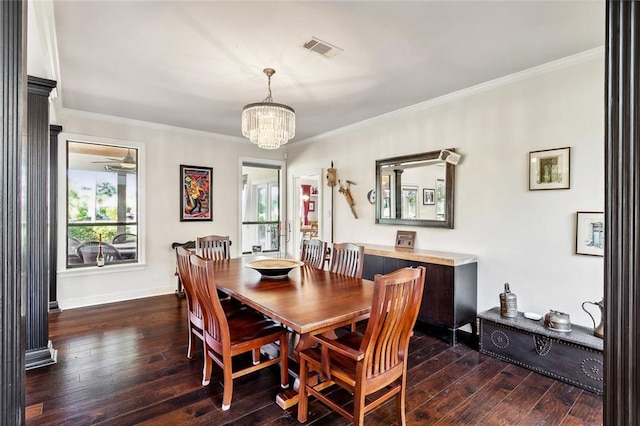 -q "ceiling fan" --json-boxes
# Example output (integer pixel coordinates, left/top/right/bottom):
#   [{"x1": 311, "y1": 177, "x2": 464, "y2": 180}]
[{"x1": 92, "y1": 148, "x2": 137, "y2": 170}]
